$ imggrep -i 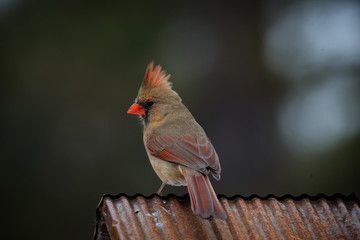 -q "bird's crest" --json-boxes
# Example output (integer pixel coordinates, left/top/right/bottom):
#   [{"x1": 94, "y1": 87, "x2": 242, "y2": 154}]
[{"x1": 141, "y1": 62, "x2": 171, "y2": 89}]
